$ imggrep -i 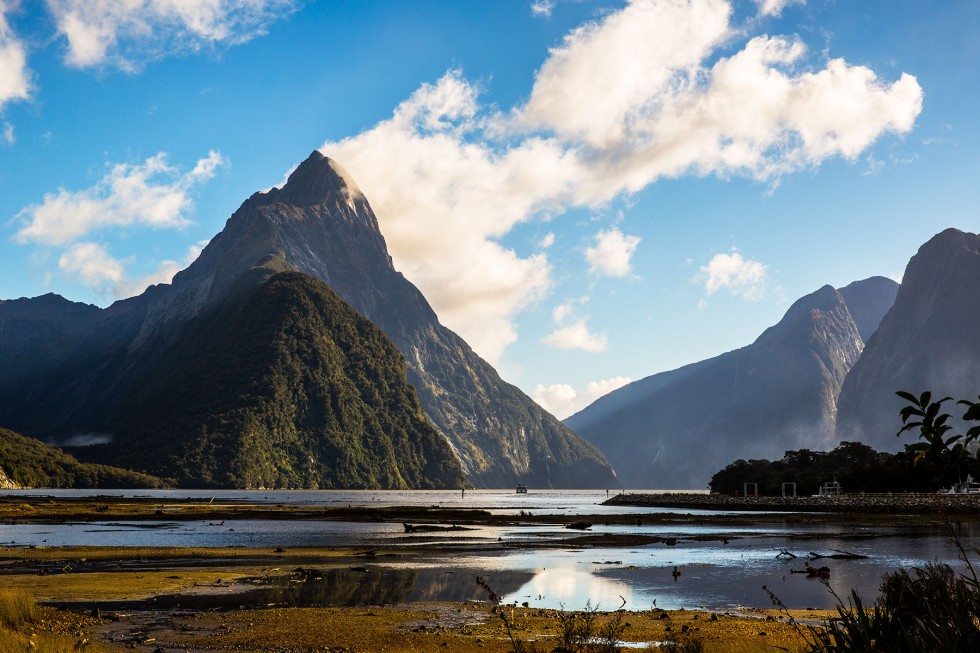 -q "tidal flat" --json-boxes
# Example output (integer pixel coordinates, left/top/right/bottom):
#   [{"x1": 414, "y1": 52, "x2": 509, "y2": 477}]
[{"x1": 2, "y1": 490, "x2": 978, "y2": 651}]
